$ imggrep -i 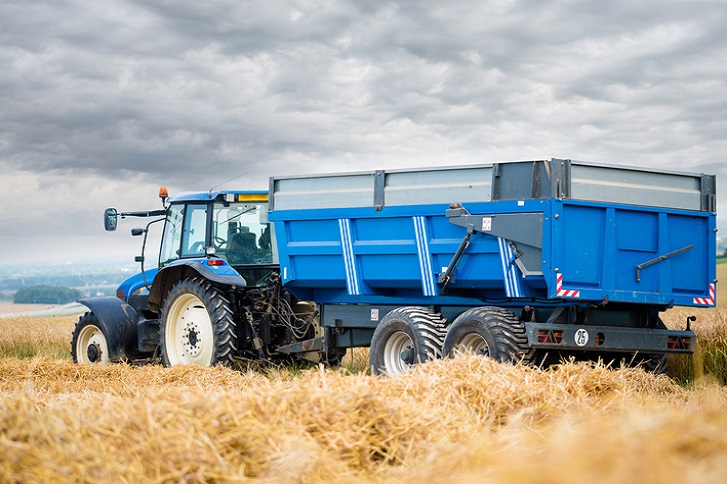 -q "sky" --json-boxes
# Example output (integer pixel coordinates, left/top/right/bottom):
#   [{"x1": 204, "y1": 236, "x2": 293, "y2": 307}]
[{"x1": 1, "y1": 0, "x2": 726, "y2": 266}]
